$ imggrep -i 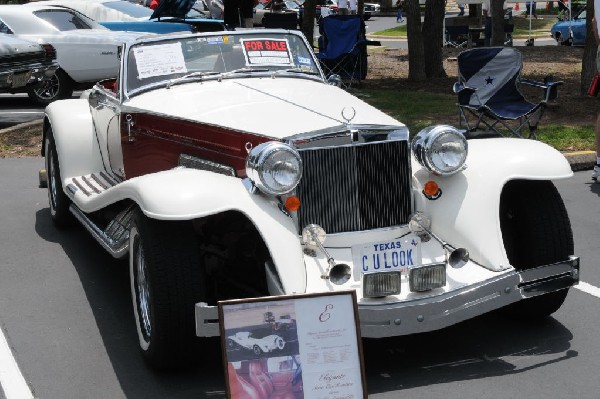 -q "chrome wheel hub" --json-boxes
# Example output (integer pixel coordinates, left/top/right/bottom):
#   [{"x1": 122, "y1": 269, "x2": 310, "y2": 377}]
[{"x1": 135, "y1": 239, "x2": 152, "y2": 342}]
